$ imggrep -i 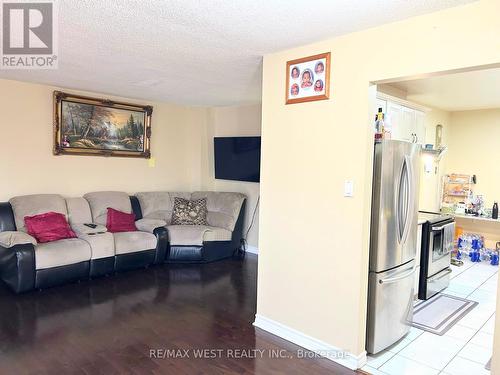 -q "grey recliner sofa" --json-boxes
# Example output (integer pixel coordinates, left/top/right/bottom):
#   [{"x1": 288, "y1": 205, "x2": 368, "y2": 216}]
[
  {"x1": 0, "y1": 191, "x2": 245, "y2": 293},
  {"x1": 134, "y1": 191, "x2": 246, "y2": 263},
  {"x1": 0, "y1": 192, "x2": 167, "y2": 293}
]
